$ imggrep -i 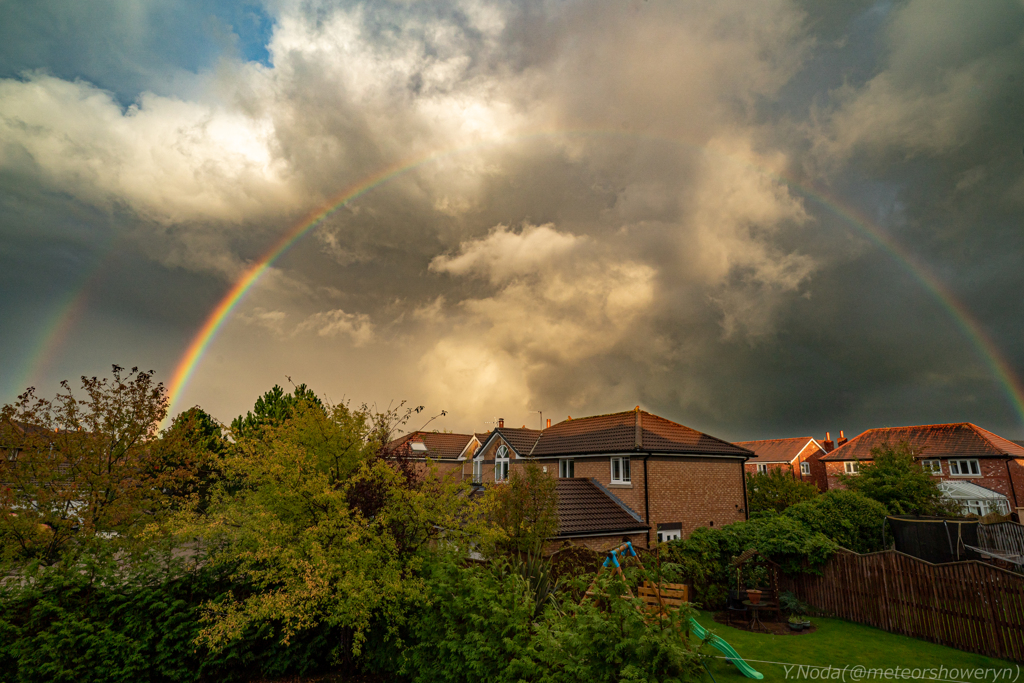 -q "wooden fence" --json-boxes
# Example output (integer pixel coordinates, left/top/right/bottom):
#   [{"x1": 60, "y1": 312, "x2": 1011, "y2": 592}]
[{"x1": 780, "y1": 549, "x2": 1024, "y2": 662}]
